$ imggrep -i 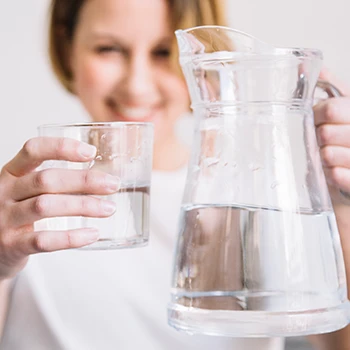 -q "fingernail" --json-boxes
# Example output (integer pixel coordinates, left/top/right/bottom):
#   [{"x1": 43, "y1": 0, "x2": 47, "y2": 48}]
[
  {"x1": 78, "y1": 228, "x2": 99, "y2": 243},
  {"x1": 101, "y1": 200, "x2": 117, "y2": 214},
  {"x1": 78, "y1": 143, "x2": 97, "y2": 159},
  {"x1": 105, "y1": 175, "x2": 120, "y2": 191}
]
